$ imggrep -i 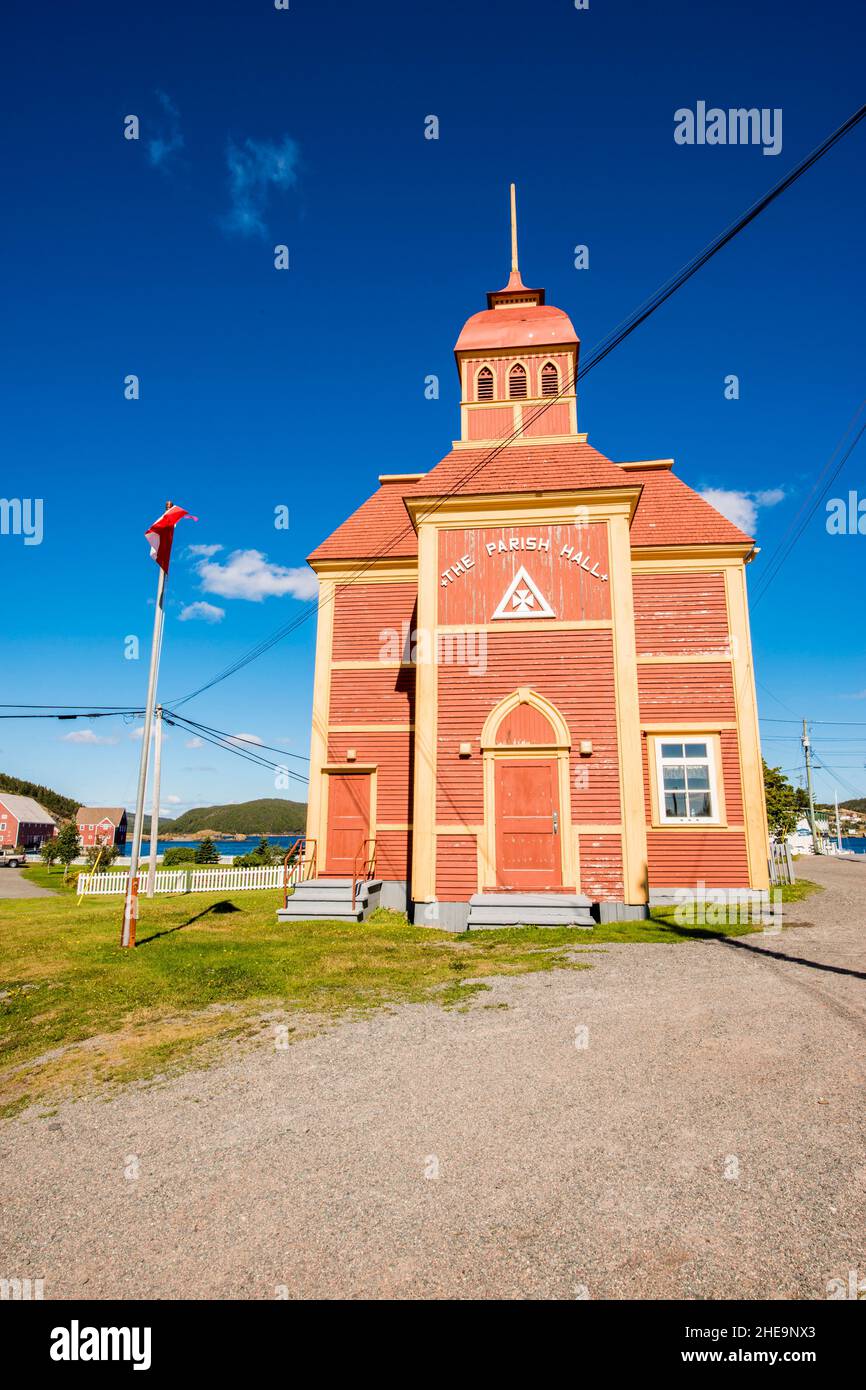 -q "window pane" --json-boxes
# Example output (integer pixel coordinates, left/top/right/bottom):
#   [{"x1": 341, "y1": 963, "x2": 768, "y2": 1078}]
[
  {"x1": 665, "y1": 792, "x2": 688, "y2": 817},
  {"x1": 687, "y1": 792, "x2": 712, "y2": 818},
  {"x1": 686, "y1": 764, "x2": 710, "y2": 790},
  {"x1": 660, "y1": 742, "x2": 684, "y2": 758},
  {"x1": 663, "y1": 765, "x2": 686, "y2": 790},
  {"x1": 684, "y1": 742, "x2": 708, "y2": 758}
]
